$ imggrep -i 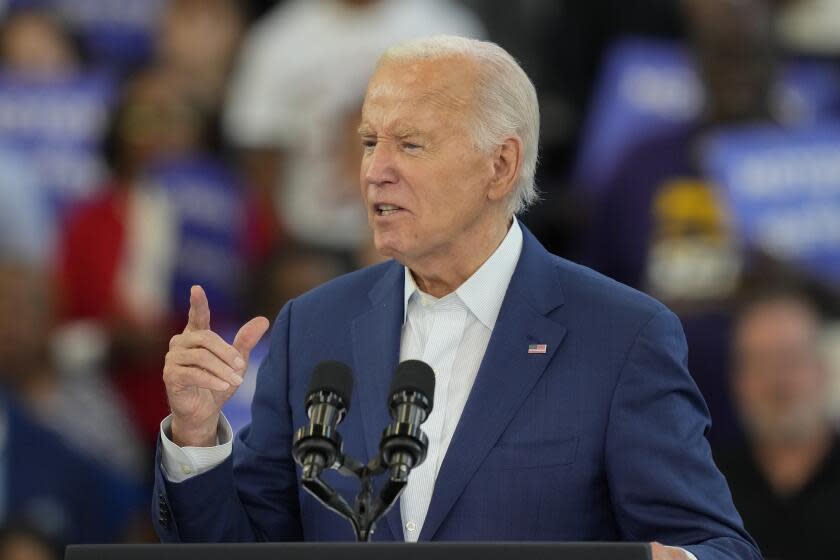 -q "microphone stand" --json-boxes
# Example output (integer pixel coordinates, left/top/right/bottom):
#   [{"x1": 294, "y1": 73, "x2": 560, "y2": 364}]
[
  {"x1": 298, "y1": 452, "x2": 407, "y2": 542},
  {"x1": 294, "y1": 365, "x2": 433, "y2": 542}
]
